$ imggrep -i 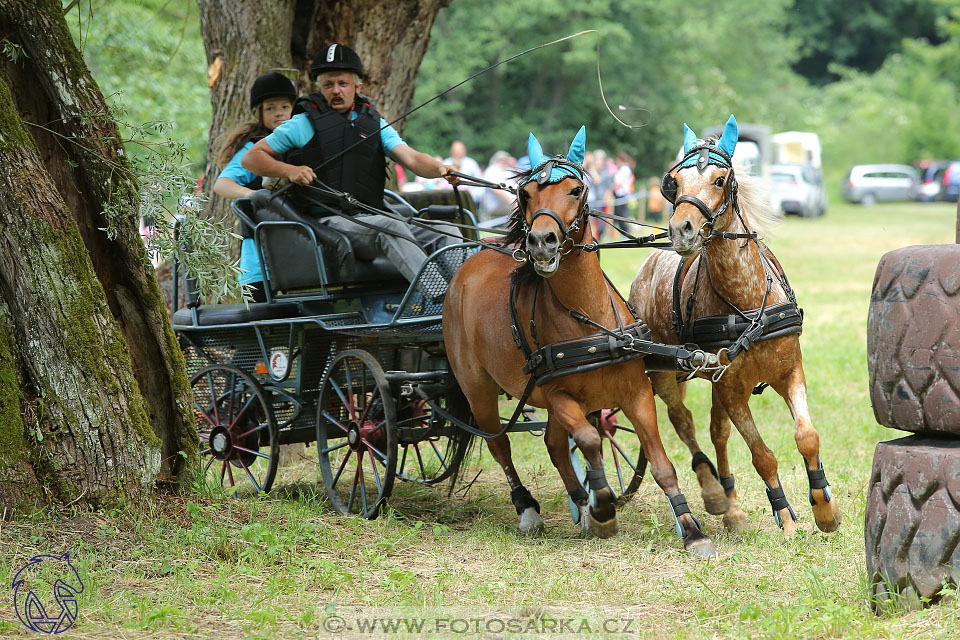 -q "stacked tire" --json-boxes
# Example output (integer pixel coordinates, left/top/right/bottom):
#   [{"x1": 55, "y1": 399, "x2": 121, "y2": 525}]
[{"x1": 867, "y1": 245, "x2": 960, "y2": 609}]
